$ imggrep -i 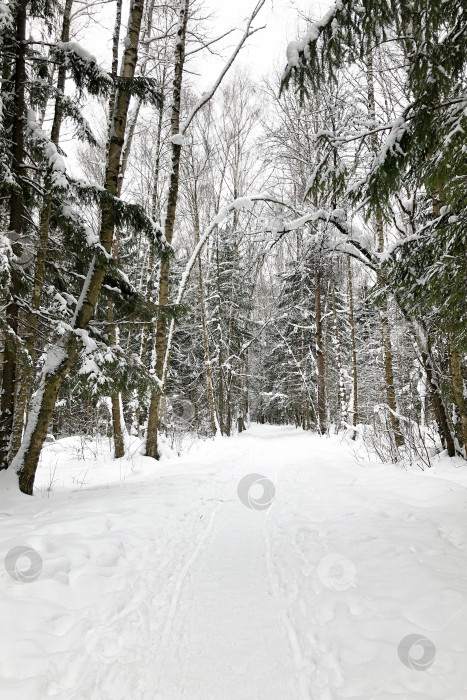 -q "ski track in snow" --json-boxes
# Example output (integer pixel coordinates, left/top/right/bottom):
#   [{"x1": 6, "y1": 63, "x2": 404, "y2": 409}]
[
  {"x1": 152, "y1": 500, "x2": 225, "y2": 695},
  {"x1": 1, "y1": 424, "x2": 467, "y2": 699}
]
